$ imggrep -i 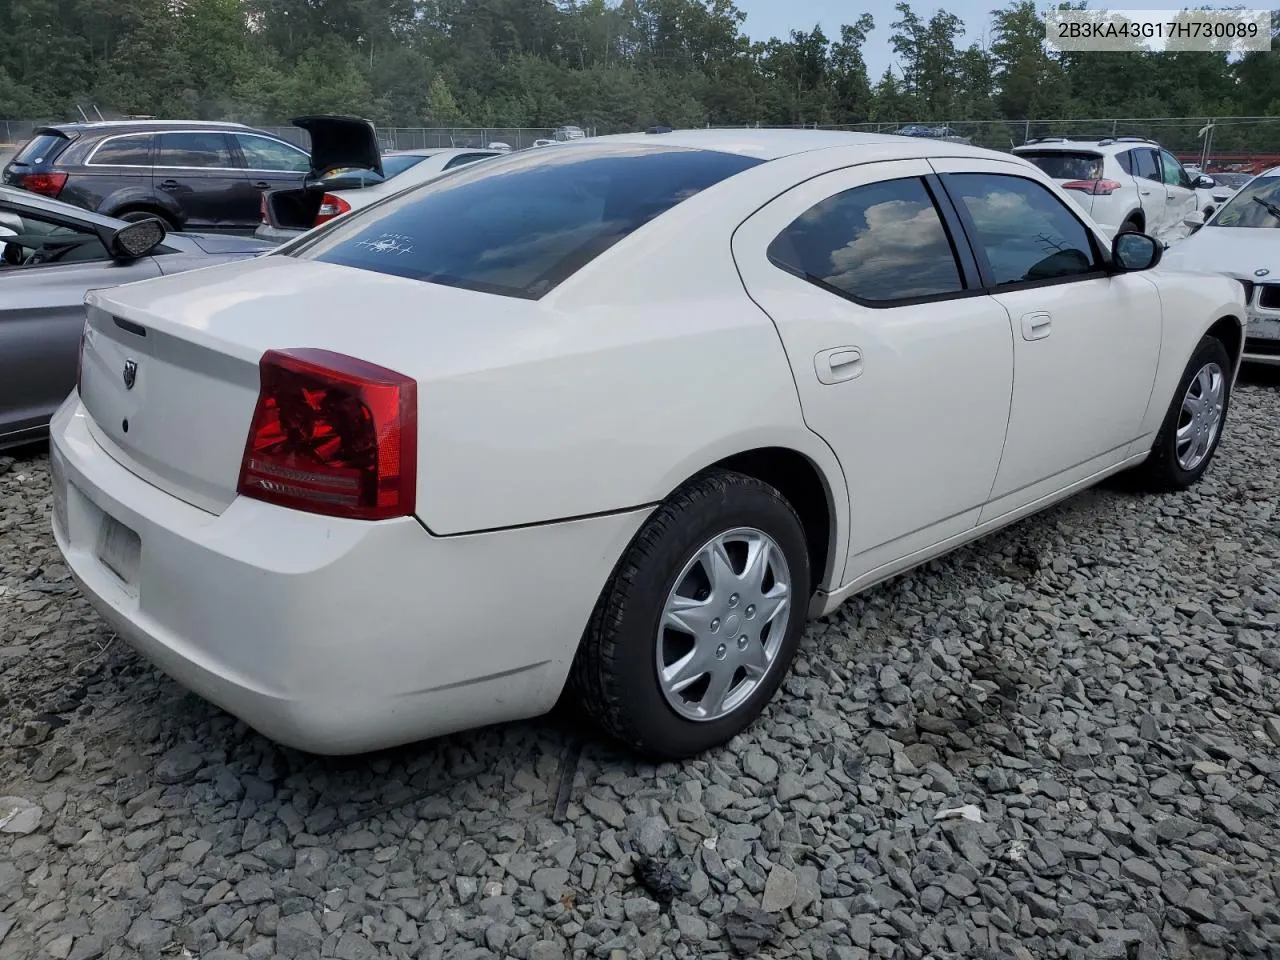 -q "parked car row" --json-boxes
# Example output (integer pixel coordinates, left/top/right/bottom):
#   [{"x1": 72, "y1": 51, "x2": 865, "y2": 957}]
[{"x1": 24, "y1": 128, "x2": 1261, "y2": 761}]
